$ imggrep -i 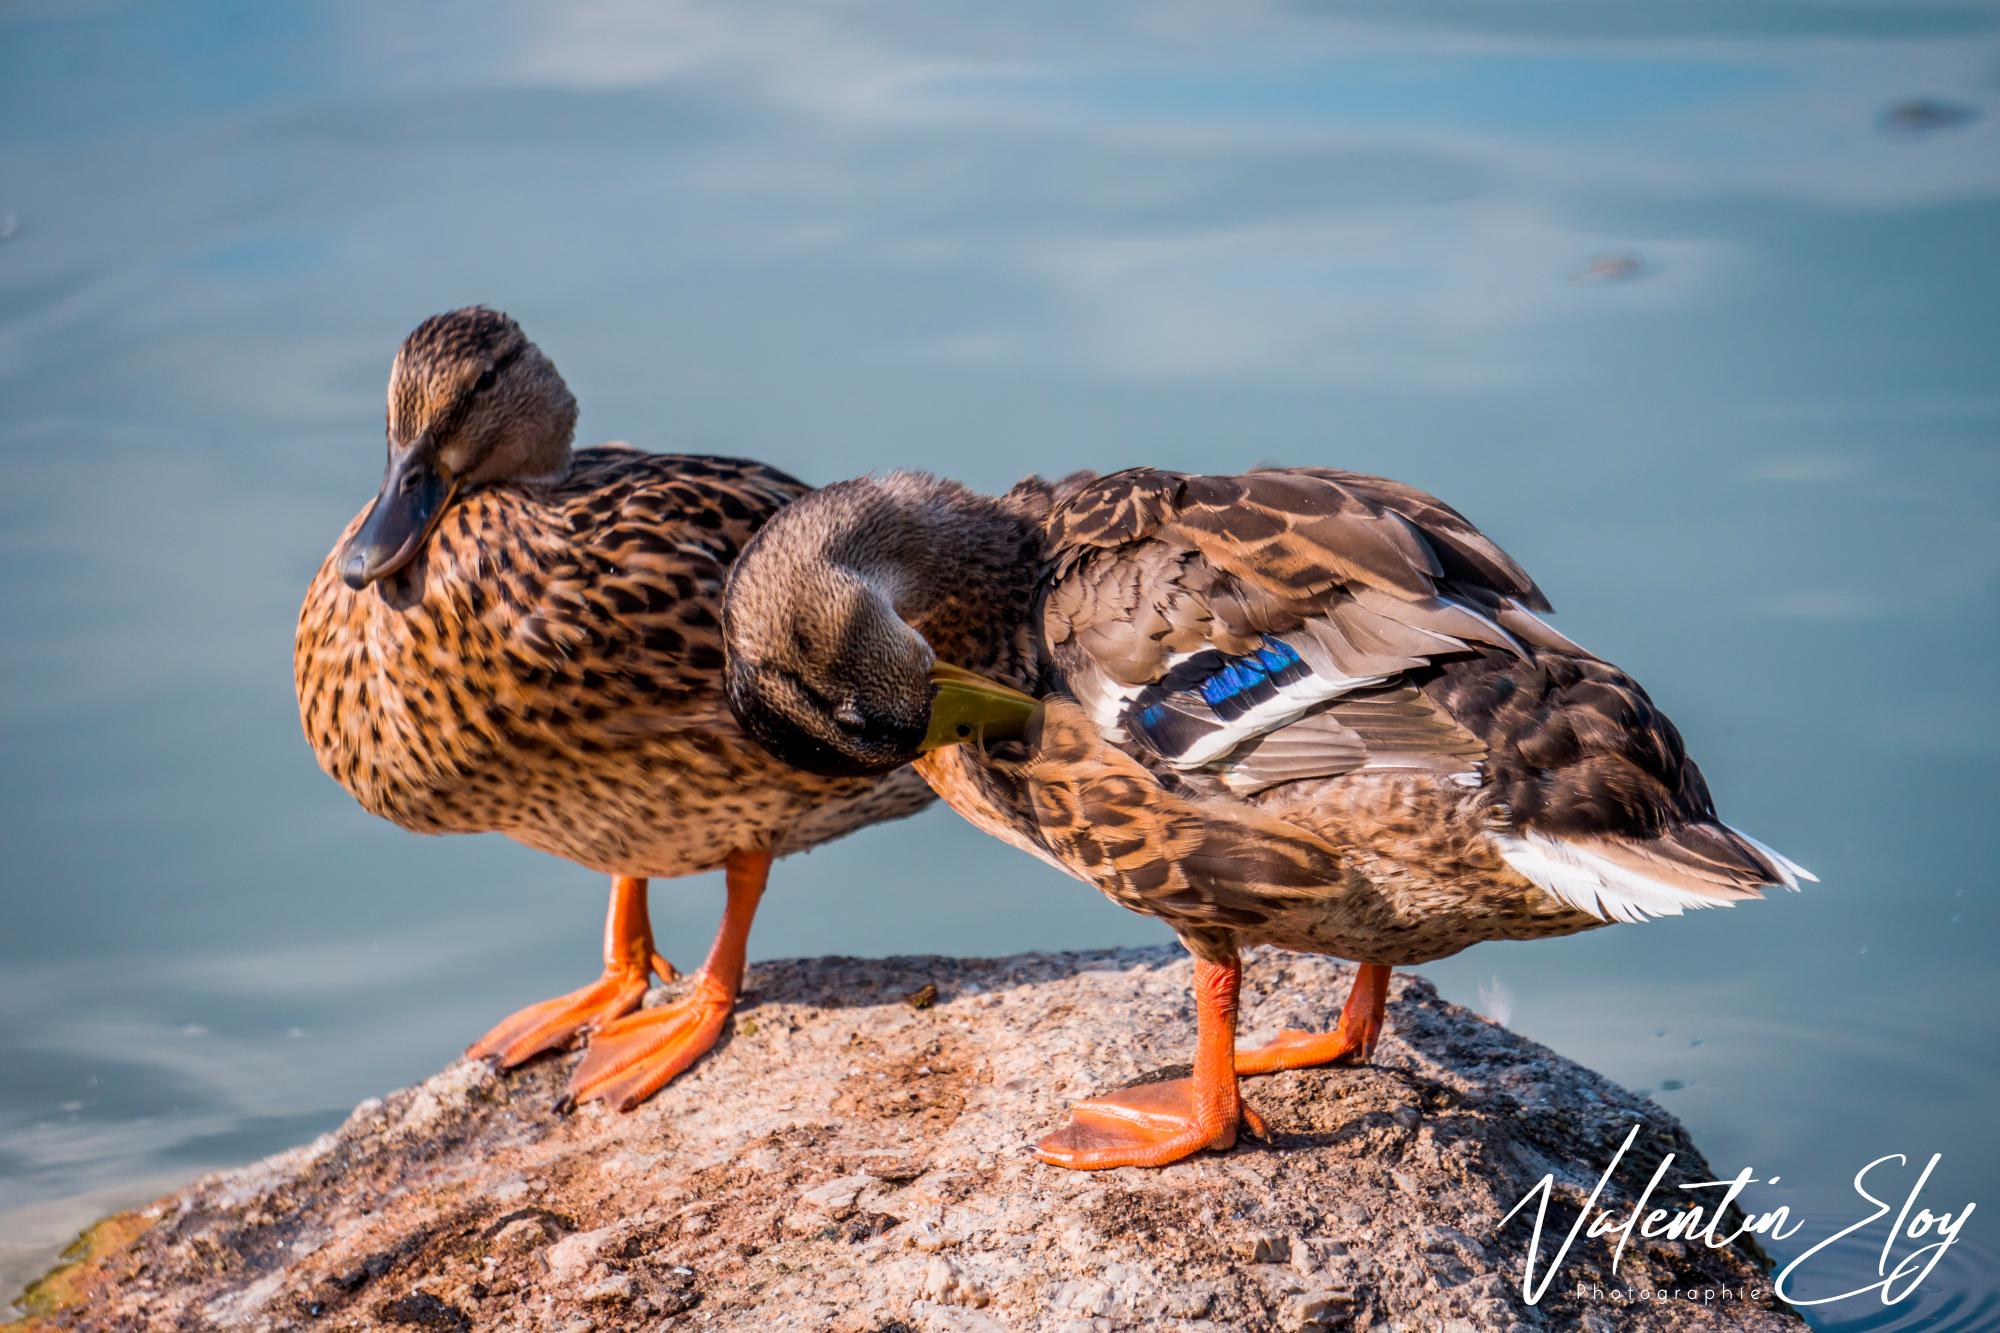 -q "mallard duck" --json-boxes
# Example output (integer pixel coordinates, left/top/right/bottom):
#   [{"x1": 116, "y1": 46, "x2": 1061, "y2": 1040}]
[
  {"x1": 720, "y1": 467, "x2": 1812, "y2": 1169},
  {"x1": 294, "y1": 308, "x2": 933, "y2": 1110}
]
